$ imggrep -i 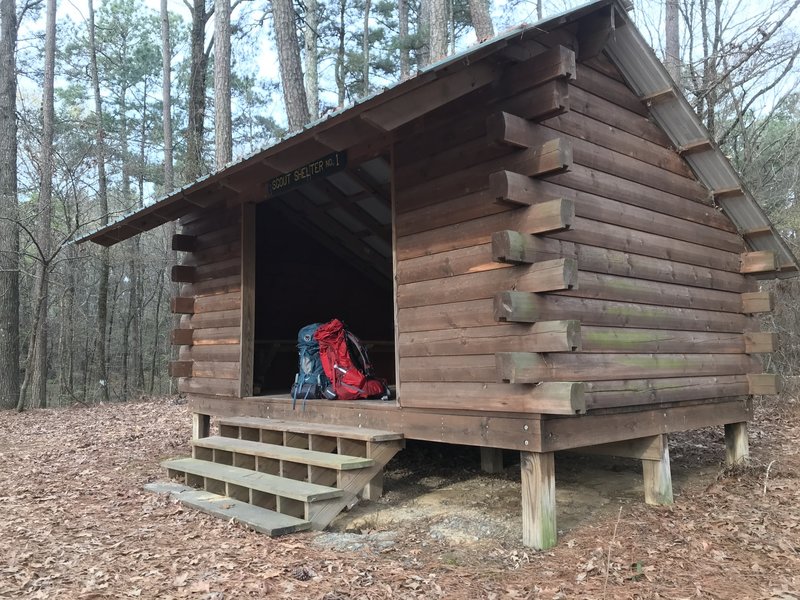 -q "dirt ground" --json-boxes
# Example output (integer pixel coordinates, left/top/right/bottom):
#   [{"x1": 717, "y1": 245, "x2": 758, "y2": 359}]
[{"x1": 1, "y1": 395, "x2": 799, "y2": 599}]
